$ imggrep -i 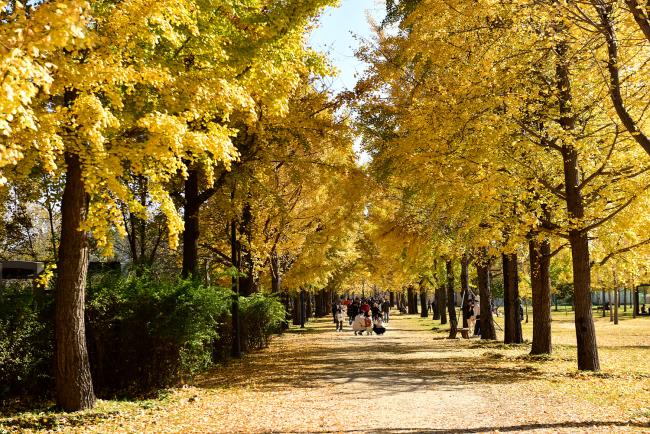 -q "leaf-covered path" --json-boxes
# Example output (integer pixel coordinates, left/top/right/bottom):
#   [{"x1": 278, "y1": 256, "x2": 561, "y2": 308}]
[
  {"x1": 174, "y1": 314, "x2": 640, "y2": 434},
  {"x1": 5, "y1": 313, "x2": 650, "y2": 433}
]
